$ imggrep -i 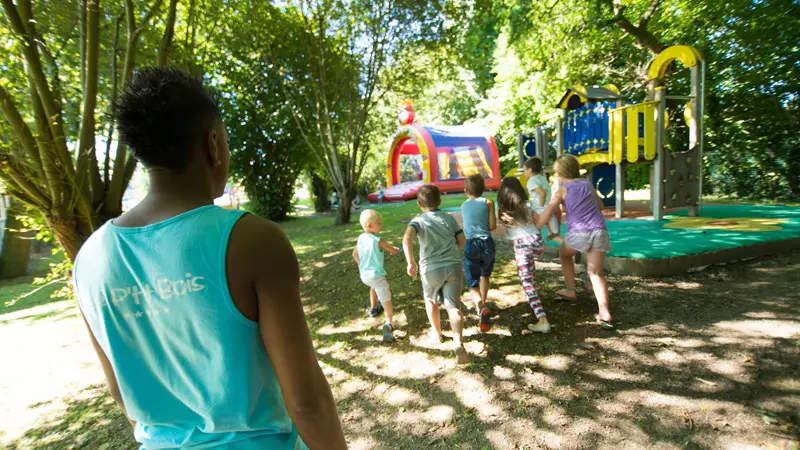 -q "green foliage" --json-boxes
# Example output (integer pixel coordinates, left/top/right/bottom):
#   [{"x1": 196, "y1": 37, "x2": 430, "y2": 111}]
[
  {"x1": 454, "y1": 0, "x2": 800, "y2": 201},
  {"x1": 16, "y1": 212, "x2": 72, "y2": 300},
  {"x1": 209, "y1": 3, "x2": 311, "y2": 221},
  {"x1": 626, "y1": 164, "x2": 650, "y2": 191}
]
